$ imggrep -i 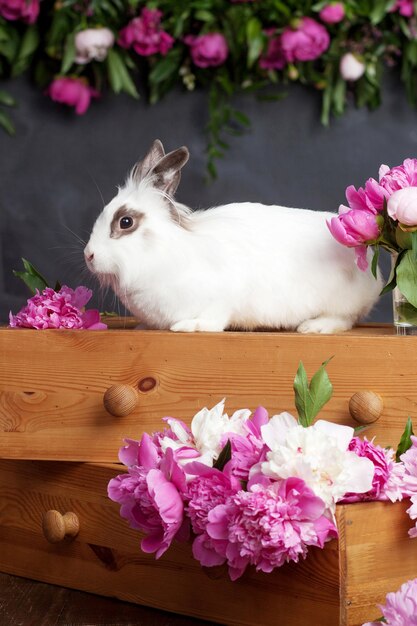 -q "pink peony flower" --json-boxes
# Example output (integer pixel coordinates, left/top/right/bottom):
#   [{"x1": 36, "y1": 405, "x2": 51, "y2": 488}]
[
  {"x1": 319, "y1": 3, "x2": 345, "y2": 24},
  {"x1": 108, "y1": 445, "x2": 188, "y2": 558},
  {"x1": 379, "y1": 158, "x2": 417, "y2": 194},
  {"x1": 339, "y1": 52, "x2": 366, "y2": 81},
  {"x1": 227, "y1": 406, "x2": 269, "y2": 481},
  {"x1": 391, "y1": 0, "x2": 414, "y2": 17},
  {"x1": 387, "y1": 187, "x2": 417, "y2": 227},
  {"x1": 379, "y1": 578, "x2": 417, "y2": 625},
  {"x1": 341, "y1": 437, "x2": 405, "y2": 503},
  {"x1": 204, "y1": 477, "x2": 338, "y2": 580},
  {"x1": 259, "y1": 34, "x2": 286, "y2": 70},
  {"x1": 328, "y1": 208, "x2": 381, "y2": 246},
  {"x1": 118, "y1": 8, "x2": 174, "y2": 57},
  {"x1": 47, "y1": 77, "x2": 99, "y2": 115},
  {"x1": 185, "y1": 33, "x2": 228, "y2": 68},
  {"x1": 75, "y1": 27, "x2": 115, "y2": 64},
  {"x1": 281, "y1": 18, "x2": 330, "y2": 63},
  {"x1": 9, "y1": 285, "x2": 107, "y2": 330},
  {"x1": 185, "y1": 463, "x2": 240, "y2": 536},
  {"x1": 0, "y1": 0, "x2": 39, "y2": 23}
]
